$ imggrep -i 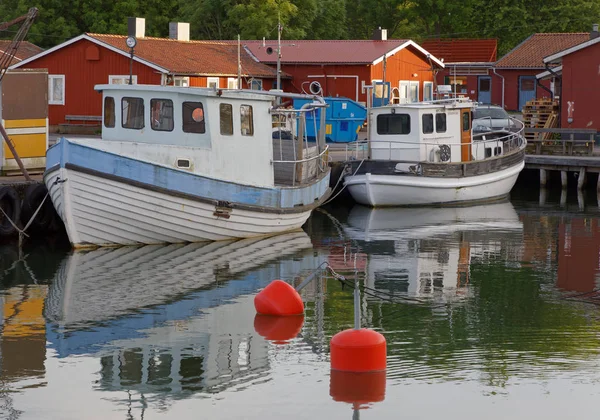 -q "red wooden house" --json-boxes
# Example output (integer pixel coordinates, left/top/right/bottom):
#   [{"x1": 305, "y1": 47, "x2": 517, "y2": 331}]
[
  {"x1": 539, "y1": 27, "x2": 600, "y2": 135},
  {"x1": 420, "y1": 39, "x2": 497, "y2": 104},
  {"x1": 10, "y1": 20, "x2": 280, "y2": 129},
  {"x1": 494, "y1": 32, "x2": 590, "y2": 111},
  {"x1": 243, "y1": 33, "x2": 444, "y2": 104}
]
